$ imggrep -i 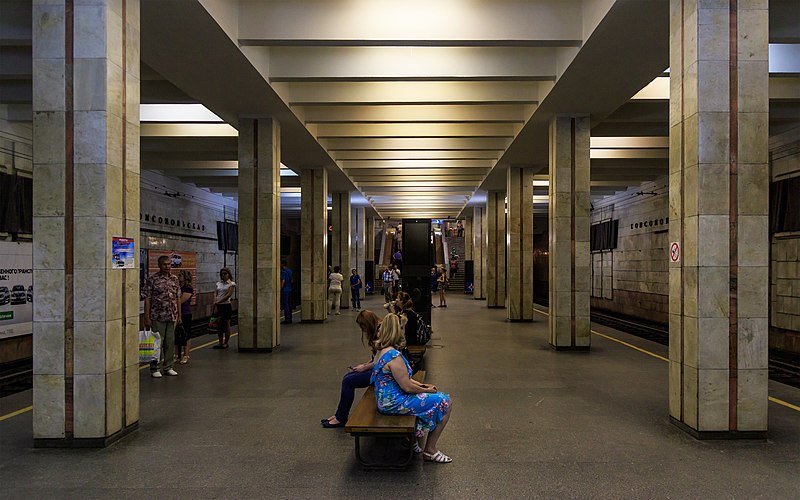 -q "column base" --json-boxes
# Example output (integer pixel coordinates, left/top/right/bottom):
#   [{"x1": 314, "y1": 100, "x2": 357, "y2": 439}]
[
  {"x1": 238, "y1": 346, "x2": 280, "y2": 353},
  {"x1": 474, "y1": 297, "x2": 486, "y2": 301},
  {"x1": 550, "y1": 345, "x2": 590, "y2": 352},
  {"x1": 34, "y1": 422, "x2": 139, "y2": 448},
  {"x1": 669, "y1": 417, "x2": 767, "y2": 440},
  {"x1": 508, "y1": 318, "x2": 534, "y2": 323},
  {"x1": 487, "y1": 305, "x2": 505, "y2": 309},
  {"x1": 301, "y1": 319, "x2": 325, "y2": 323}
]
